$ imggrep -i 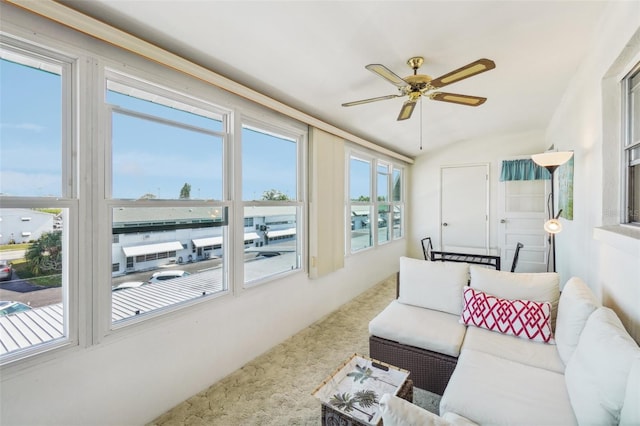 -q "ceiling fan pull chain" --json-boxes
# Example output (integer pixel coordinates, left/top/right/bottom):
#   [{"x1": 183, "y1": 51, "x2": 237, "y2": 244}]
[{"x1": 420, "y1": 97, "x2": 423, "y2": 150}]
